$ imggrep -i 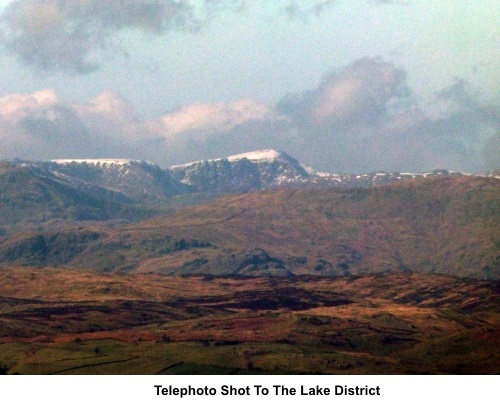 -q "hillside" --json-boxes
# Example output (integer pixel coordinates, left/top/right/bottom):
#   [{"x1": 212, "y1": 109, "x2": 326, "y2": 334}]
[
  {"x1": 1, "y1": 176, "x2": 498, "y2": 279},
  {"x1": 170, "y1": 149, "x2": 312, "y2": 193},
  {"x1": 40, "y1": 159, "x2": 192, "y2": 201},
  {"x1": 0, "y1": 162, "x2": 159, "y2": 228},
  {"x1": 0, "y1": 268, "x2": 498, "y2": 374},
  {"x1": 3, "y1": 150, "x2": 498, "y2": 229}
]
